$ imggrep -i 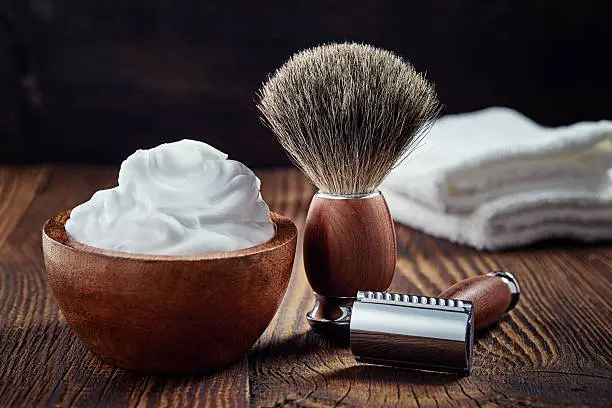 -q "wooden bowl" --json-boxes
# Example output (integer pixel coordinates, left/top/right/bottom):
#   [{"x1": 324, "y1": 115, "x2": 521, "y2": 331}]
[{"x1": 42, "y1": 210, "x2": 297, "y2": 374}]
